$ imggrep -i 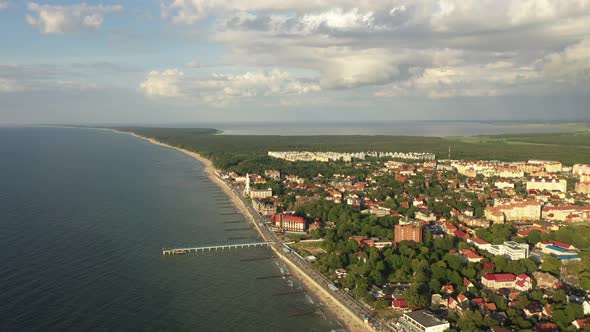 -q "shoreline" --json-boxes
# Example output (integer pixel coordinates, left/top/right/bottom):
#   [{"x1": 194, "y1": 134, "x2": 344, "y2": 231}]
[{"x1": 100, "y1": 128, "x2": 368, "y2": 332}]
